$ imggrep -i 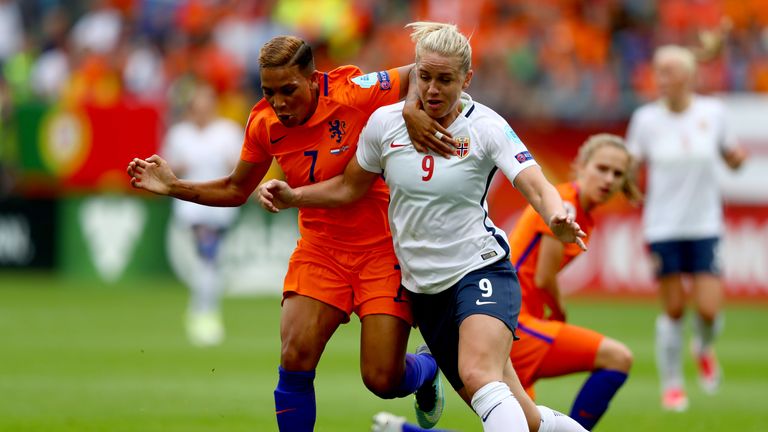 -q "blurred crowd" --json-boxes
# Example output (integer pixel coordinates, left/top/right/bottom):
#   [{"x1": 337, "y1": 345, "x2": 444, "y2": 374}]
[{"x1": 0, "y1": 0, "x2": 767, "y2": 126}]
